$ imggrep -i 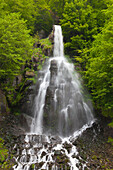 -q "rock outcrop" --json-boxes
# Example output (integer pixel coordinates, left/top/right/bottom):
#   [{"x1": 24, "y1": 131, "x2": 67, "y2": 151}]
[
  {"x1": 16, "y1": 35, "x2": 53, "y2": 130},
  {"x1": 0, "y1": 89, "x2": 9, "y2": 115}
]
